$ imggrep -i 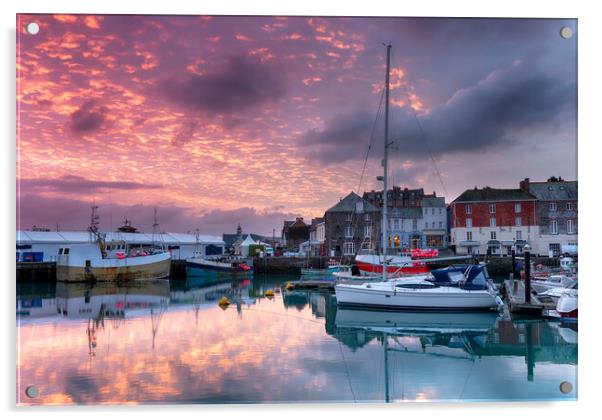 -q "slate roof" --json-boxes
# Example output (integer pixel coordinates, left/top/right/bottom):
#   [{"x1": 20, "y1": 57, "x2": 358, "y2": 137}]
[
  {"x1": 389, "y1": 207, "x2": 423, "y2": 219},
  {"x1": 528, "y1": 181, "x2": 578, "y2": 201},
  {"x1": 452, "y1": 187, "x2": 536, "y2": 203},
  {"x1": 421, "y1": 196, "x2": 446, "y2": 207},
  {"x1": 326, "y1": 192, "x2": 380, "y2": 213}
]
